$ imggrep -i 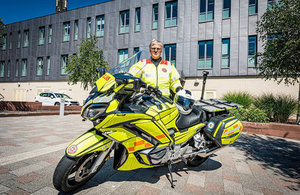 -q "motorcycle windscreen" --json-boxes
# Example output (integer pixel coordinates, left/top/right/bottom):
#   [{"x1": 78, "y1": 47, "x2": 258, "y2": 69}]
[{"x1": 65, "y1": 128, "x2": 112, "y2": 158}]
